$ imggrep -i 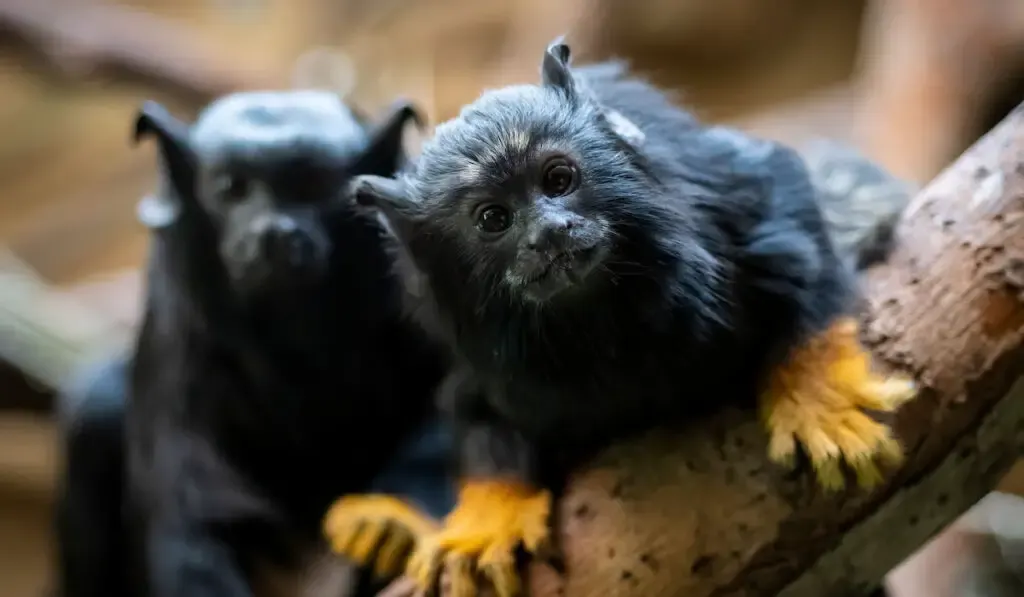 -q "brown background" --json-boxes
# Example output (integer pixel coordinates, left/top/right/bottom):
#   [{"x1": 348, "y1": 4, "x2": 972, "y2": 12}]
[{"x1": 1, "y1": 1, "x2": 1021, "y2": 596}]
